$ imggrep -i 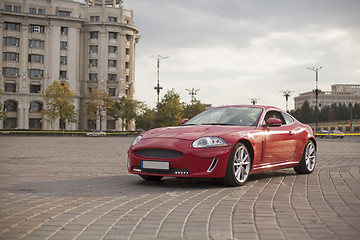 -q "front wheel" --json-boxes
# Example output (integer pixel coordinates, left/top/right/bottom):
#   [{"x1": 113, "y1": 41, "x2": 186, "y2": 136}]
[
  {"x1": 294, "y1": 140, "x2": 316, "y2": 174},
  {"x1": 223, "y1": 143, "x2": 252, "y2": 187}
]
